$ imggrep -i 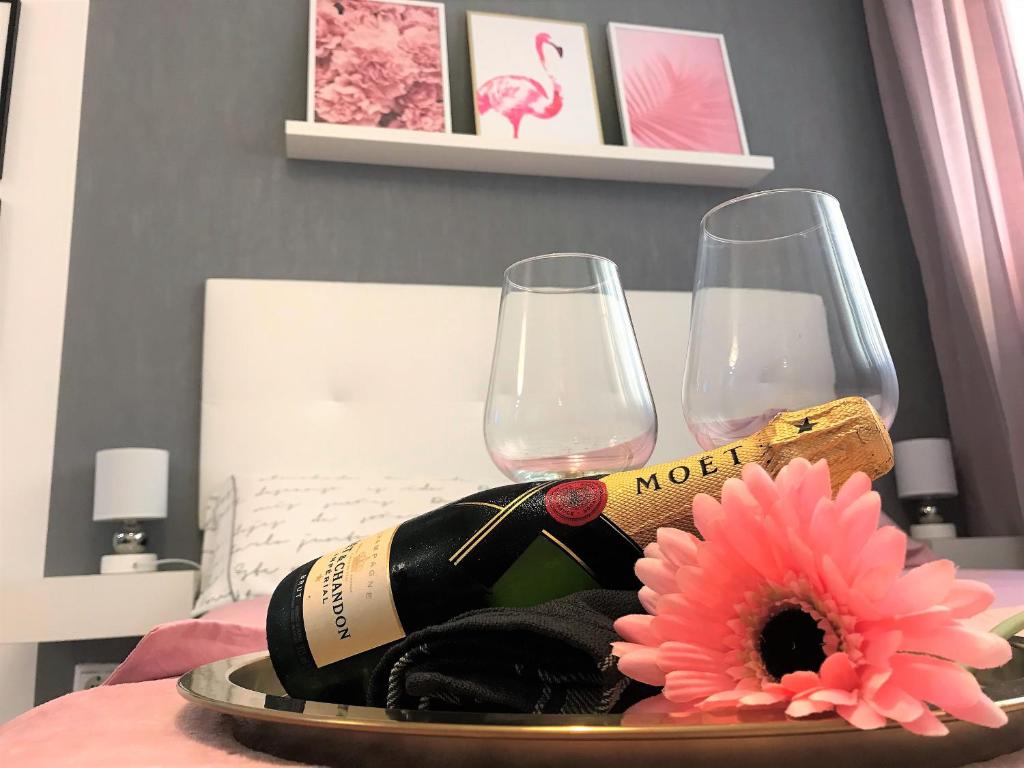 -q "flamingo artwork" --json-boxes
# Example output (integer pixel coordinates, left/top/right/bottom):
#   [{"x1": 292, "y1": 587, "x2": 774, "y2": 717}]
[{"x1": 476, "y1": 33, "x2": 565, "y2": 139}]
